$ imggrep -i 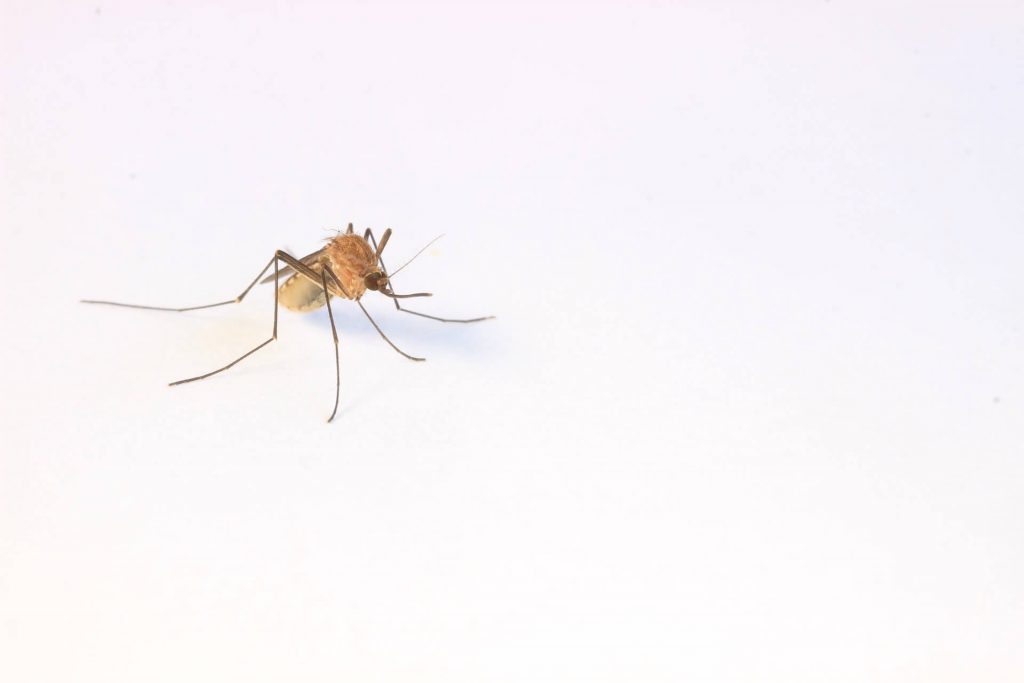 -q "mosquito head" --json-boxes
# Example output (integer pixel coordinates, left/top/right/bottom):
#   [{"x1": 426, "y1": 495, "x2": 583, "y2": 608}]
[{"x1": 363, "y1": 269, "x2": 390, "y2": 292}]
